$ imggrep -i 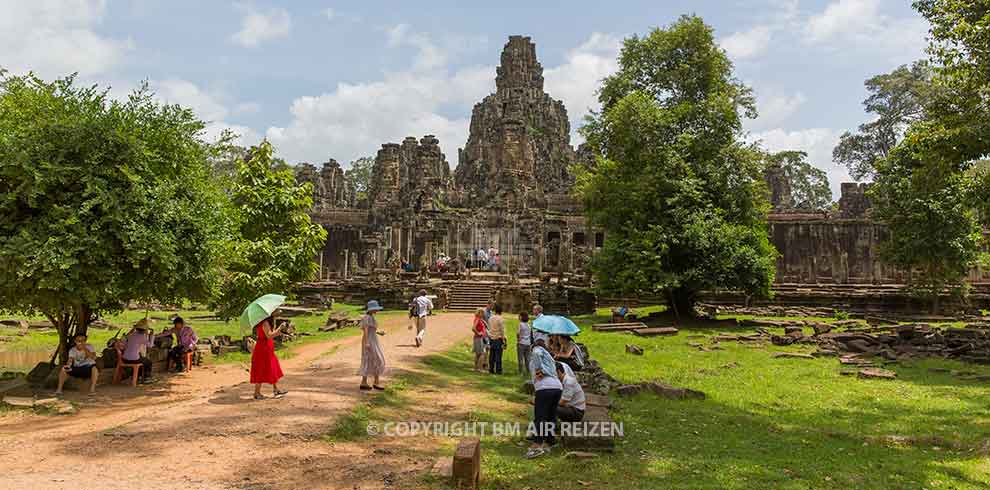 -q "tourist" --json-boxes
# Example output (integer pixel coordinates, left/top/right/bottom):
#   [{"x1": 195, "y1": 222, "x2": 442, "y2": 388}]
[
  {"x1": 531, "y1": 304, "x2": 549, "y2": 346},
  {"x1": 526, "y1": 337, "x2": 562, "y2": 458},
  {"x1": 359, "y1": 300, "x2": 387, "y2": 390},
  {"x1": 487, "y1": 246, "x2": 497, "y2": 271},
  {"x1": 250, "y1": 315, "x2": 286, "y2": 400},
  {"x1": 556, "y1": 362, "x2": 586, "y2": 423},
  {"x1": 516, "y1": 312, "x2": 532, "y2": 376},
  {"x1": 487, "y1": 304, "x2": 506, "y2": 374},
  {"x1": 413, "y1": 289, "x2": 433, "y2": 347},
  {"x1": 121, "y1": 320, "x2": 154, "y2": 384},
  {"x1": 476, "y1": 248, "x2": 488, "y2": 270},
  {"x1": 55, "y1": 334, "x2": 98, "y2": 398},
  {"x1": 158, "y1": 316, "x2": 198, "y2": 372},
  {"x1": 553, "y1": 335, "x2": 584, "y2": 371},
  {"x1": 472, "y1": 308, "x2": 488, "y2": 372}
]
